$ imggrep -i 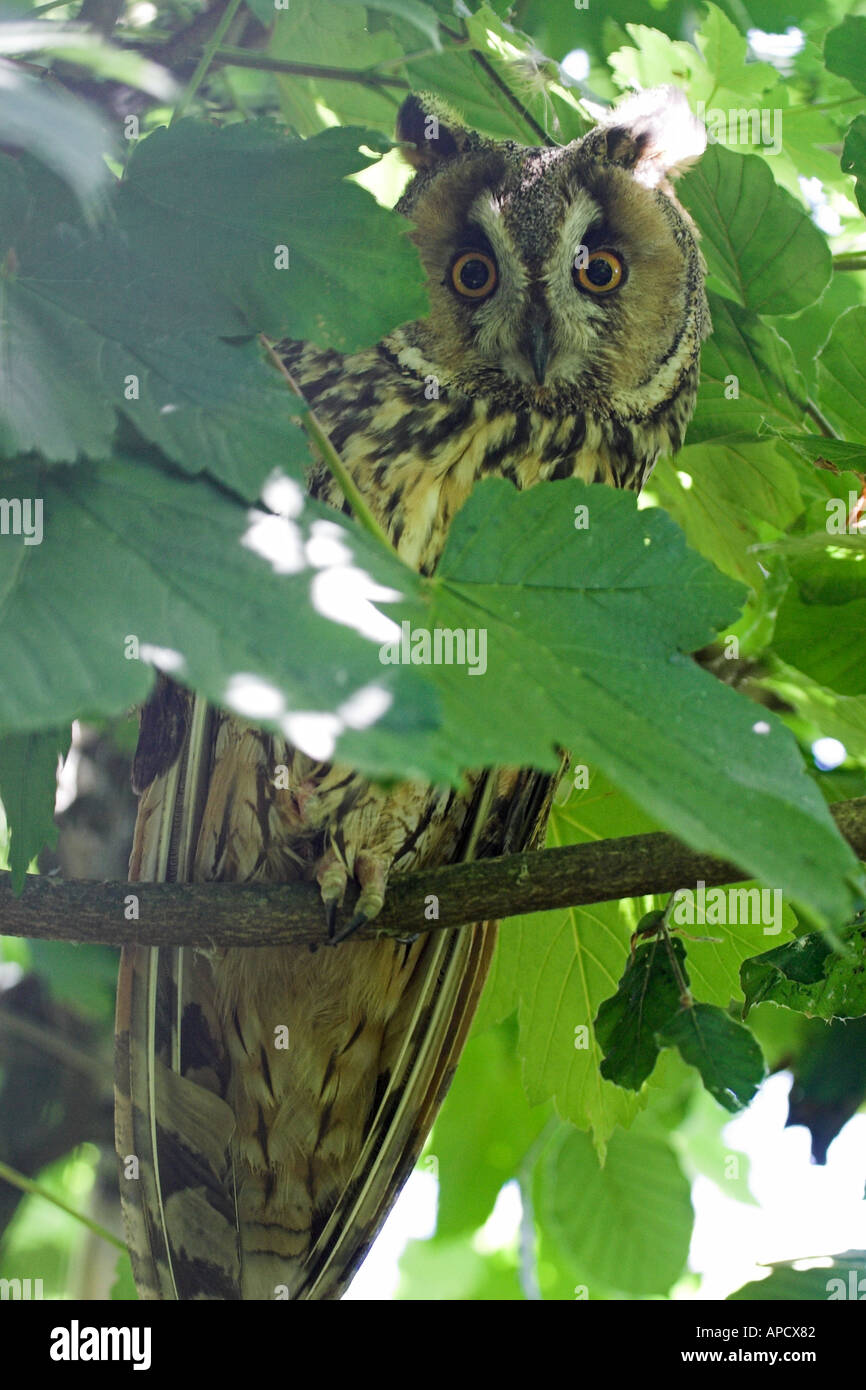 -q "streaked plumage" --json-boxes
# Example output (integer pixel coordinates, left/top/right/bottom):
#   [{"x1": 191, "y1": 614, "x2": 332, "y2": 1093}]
[{"x1": 115, "y1": 86, "x2": 709, "y2": 1299}]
